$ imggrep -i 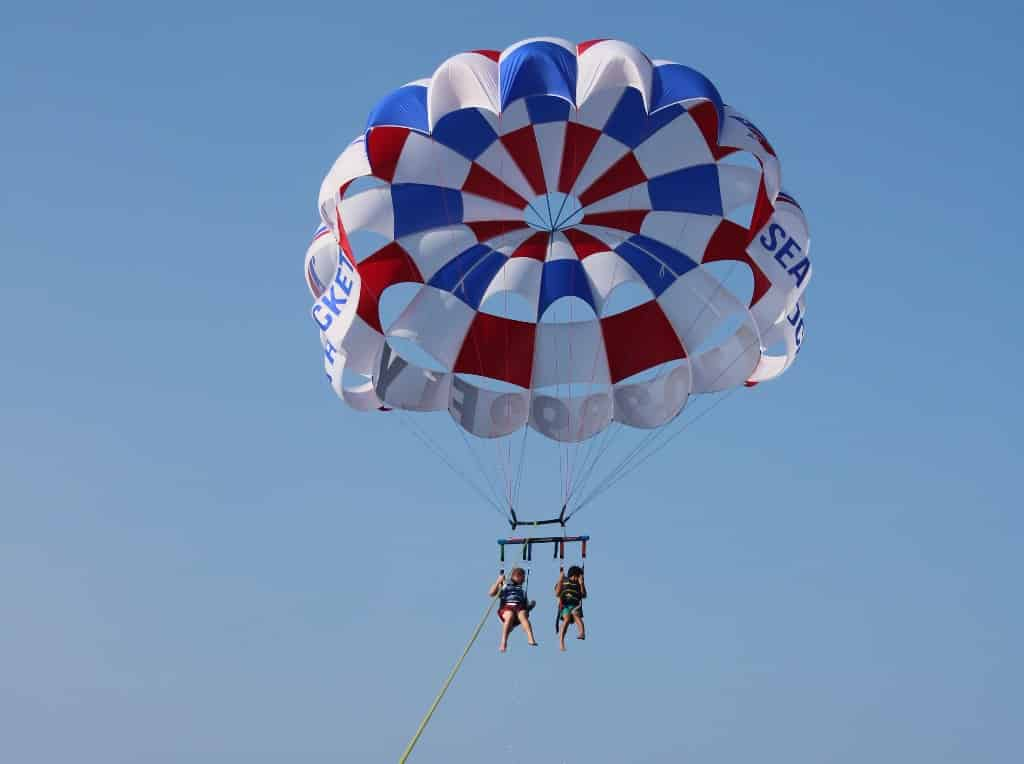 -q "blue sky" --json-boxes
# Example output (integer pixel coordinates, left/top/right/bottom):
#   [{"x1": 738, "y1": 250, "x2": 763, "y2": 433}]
[{"x1": 3, "y1": 1, "x2": 1021, "y2": 762}]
